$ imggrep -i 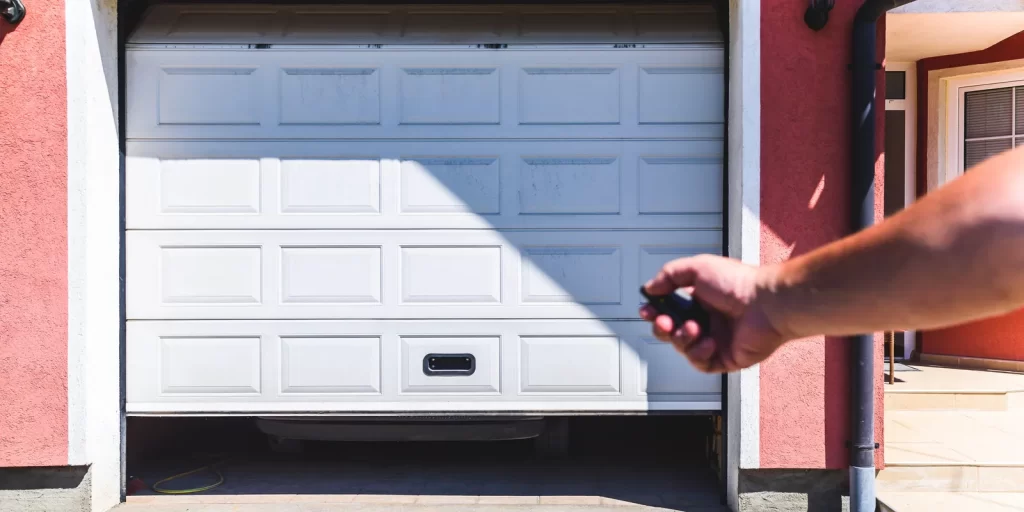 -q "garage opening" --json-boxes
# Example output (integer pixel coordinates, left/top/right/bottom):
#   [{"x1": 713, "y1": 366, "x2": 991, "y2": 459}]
[
  {"x1": 127, "y1": 415, "x2": 722, "y2": 507},
  {"x1": 122, "y1": 2, "x2": 726, "y2": 507}
]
